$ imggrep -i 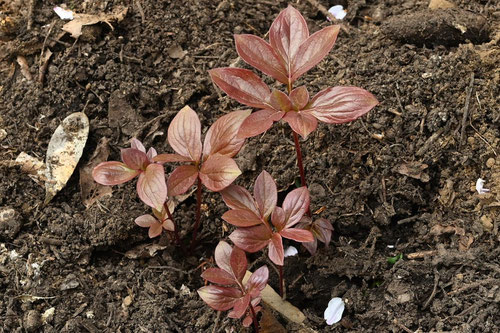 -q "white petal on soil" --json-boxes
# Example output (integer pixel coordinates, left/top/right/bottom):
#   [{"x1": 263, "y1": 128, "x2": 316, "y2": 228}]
[
  {"x1": 53, "y1": 6, "x2": 74, "y2": 20},
  {"x1": 328, "y1": 5, "x2": 347, "y2": 20},
  {"x1": 476, "y1": 178, "x2": 490, "y2": 194},
  {"x1": 284, "y1": 246, "x2": 298, "y2": 257},
  {"x1": 324, "y1": 297, "x2": 345, "y2": 325},
  {"x1": 44, "y1": 112, "x2": 89, "y2": 204}
]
